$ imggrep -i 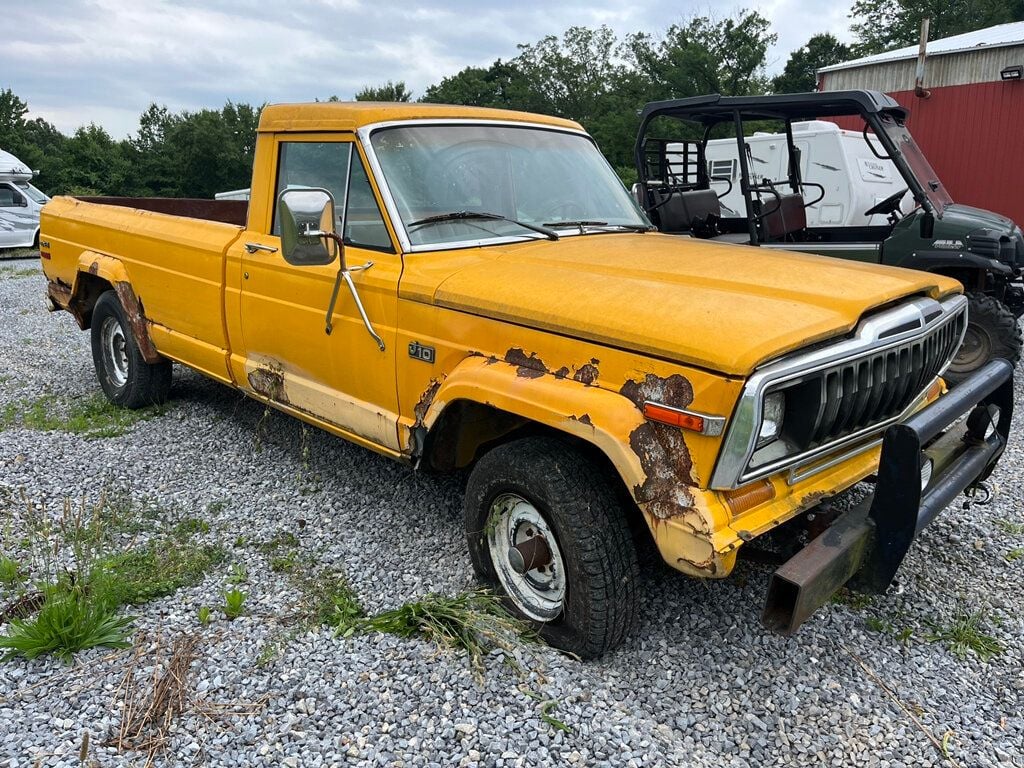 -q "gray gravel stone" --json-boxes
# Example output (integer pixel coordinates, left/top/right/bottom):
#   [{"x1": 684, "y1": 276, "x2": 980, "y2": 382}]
[{"x1": 0, "y1": 258, "x2": 1022, "y2": 766}]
